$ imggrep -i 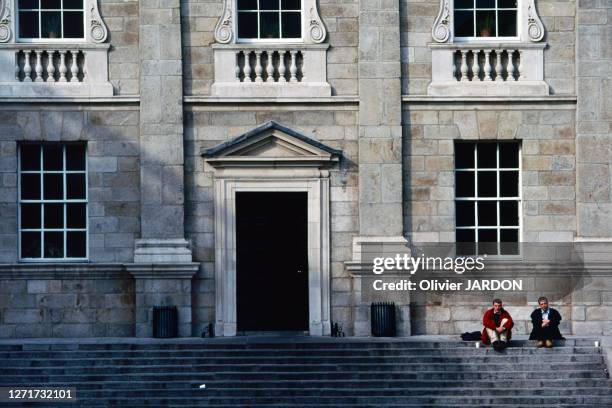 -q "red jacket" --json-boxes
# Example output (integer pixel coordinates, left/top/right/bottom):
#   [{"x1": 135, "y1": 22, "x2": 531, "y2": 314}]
[{"x1": 481, "y1": 308, "x2": 514, "y2": 344}]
